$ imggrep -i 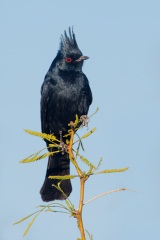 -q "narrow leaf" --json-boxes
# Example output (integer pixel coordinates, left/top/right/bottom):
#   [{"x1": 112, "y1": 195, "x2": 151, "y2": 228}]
[
  {"x1": 75, "y1": 132, "x2": 85, "y2": 152},
  {"x1": 23, "y1": 206, "x2": 46, "y2": 237},
  {"x1": 85, "y1": 230, "x2": 93, "y2": 240},
  {"x1": 45, "y1": 206, "x2": 55, "y2": 212},
  {"x1": 89, "y1": 107, "x2": 99, "y2": 118},
  {"x1": 97, "y1": 157, "x2": 103, "y2": 169},
  {"x1": 65, "y1": 199, "x2": 74, "y2": 212},
  {"x1": 23, "y1": 212, "x2": 40, "y2": 237},
  {"x1": 97, "y1": 167, "x2": 129, "y2": 174},
  {"x1": 76, "y1": 141, "x2": 81, "y2": 158},
  {"x1": 48, "y1": 175, "x2": 77, "y2": 180},
  {"x1": 84, "y1": 188, "x2": 127, "y2": 205},
  {"x1": 79, "y1": 156, "x2": 96, "y2": 169},
  {"x1": 88, "y1": 165, "x2": 95, "y2": 175},
  {"x1": 20, "y1": 152, "x2": 54, "y2": 163},
  {"x1": 13, "y1": 211, "x2": 39, "y2": 225},
  {"x1": 75, "y1": 114, "x2": 79, "y2": 126},
  {"x1": 81, "y1": 127, "x2": 96, "y2": 139},
  {"x1": 80, "y1": 139, "x2": 85, "y2": 151},
  {"x1": 19, "y1": 148, "x2": 46, "y2": 163},
  {"x1": 48, "y1": 143, "x2": 59, "y2": 148},
  {"x1": 25, "y1": 129, "x2": 59, "y2": 142}
]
